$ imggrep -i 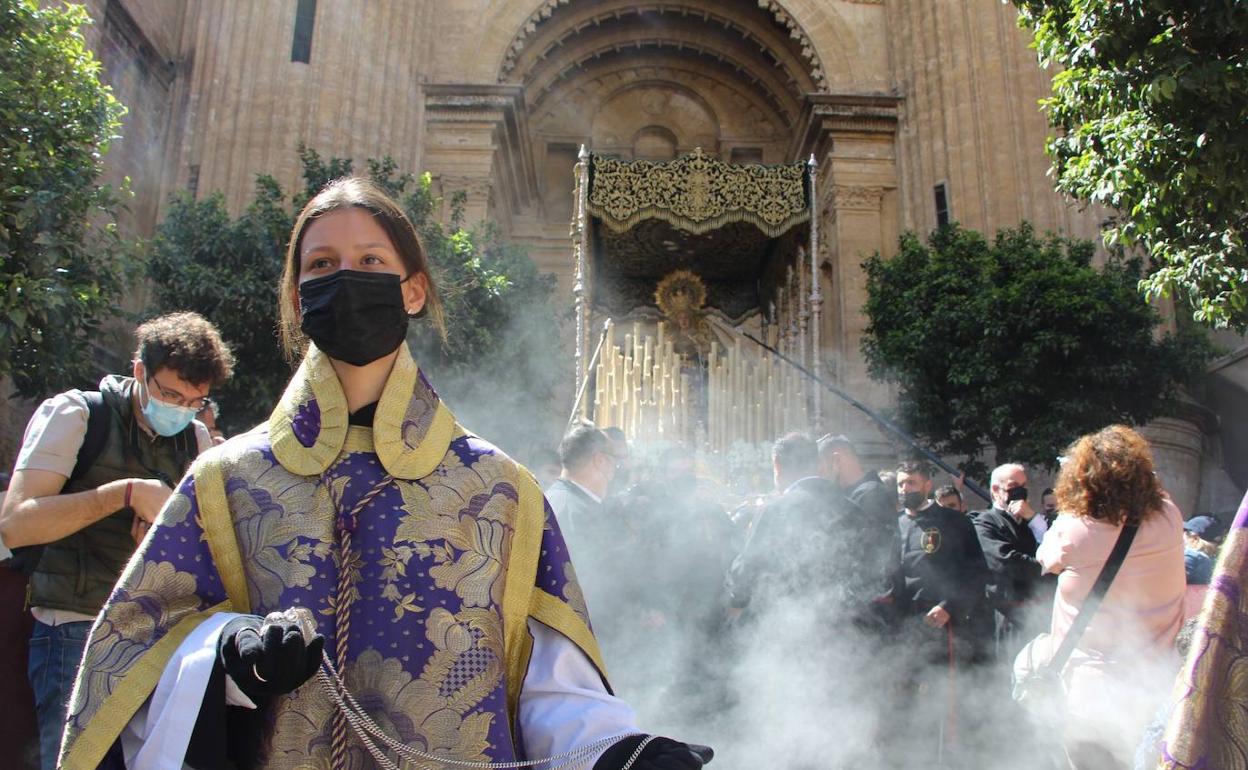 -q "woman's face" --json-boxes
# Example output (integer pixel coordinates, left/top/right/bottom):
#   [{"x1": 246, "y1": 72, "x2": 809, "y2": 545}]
[{"x1": 298, "y1": 207, "x2": 427, "y2": 314}]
